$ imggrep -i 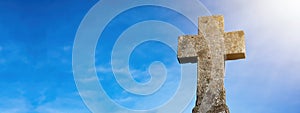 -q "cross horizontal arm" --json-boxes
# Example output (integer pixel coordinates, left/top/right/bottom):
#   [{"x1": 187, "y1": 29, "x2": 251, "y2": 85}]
[
  {"x1": 177, "y1": 34, "x2": 207, "y2": 64},
  {"x1": 224, "y1": 31, "x2": 246, "y2": 60}
]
